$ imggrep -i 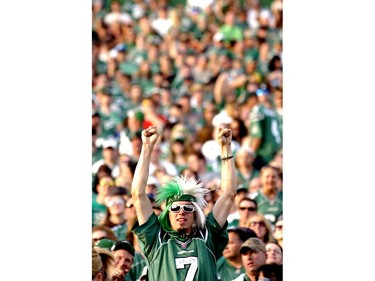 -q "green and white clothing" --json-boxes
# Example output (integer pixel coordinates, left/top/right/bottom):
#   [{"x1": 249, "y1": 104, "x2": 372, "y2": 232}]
[
  {"x1": 216, "y1": 256, "x2": 244, "y2": 281},
  {"x1": 109, "y1": 222, "x2": 128, "y2": 241},
  {"x1": 132, "y1": 212, "x2": 228, "y2": 281},
  {"x1": 235, "y1": 169, "x2": 260, "y2": 189},
  {"x1": 249, "y1": 104, "x2": 282, "y2": 166},
  {"x1": 231, "y1": 273, "x2": 251, "y2": 281},
  {"x1": 98, "y1": 109, "x2": 123, "y2": 139},
  {"x1": 252, "y1": 190, "x2": 283, "y2": 225},
  {"x1": 227, "y1": 218, "x2": 240, "y2": 229},
  {"x1": 92, "y1": 193, "x2": 107, "y2": 227},
  {"x1": 125, "y1": 252, "x2": 147, "y2": 281}
]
